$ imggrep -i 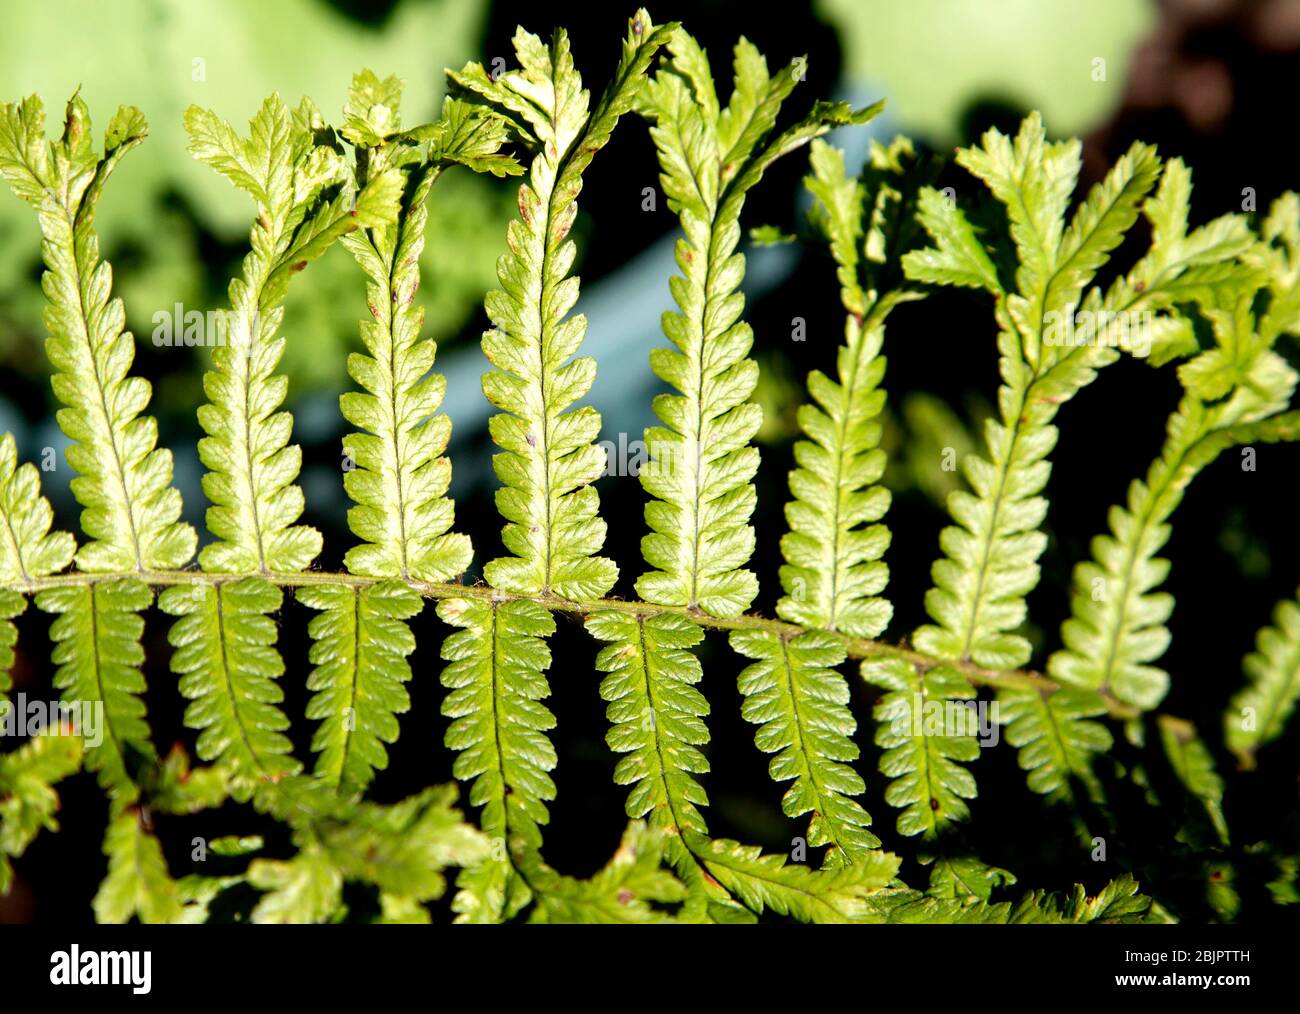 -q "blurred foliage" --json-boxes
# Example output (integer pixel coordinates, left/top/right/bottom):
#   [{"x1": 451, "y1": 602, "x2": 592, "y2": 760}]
[
  {"x1": 818, "y1": 0, "x2": 1154, "y2": 140},
  {"x1": 0, "y1": 0, "x2": 512, "y2": 394}
]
